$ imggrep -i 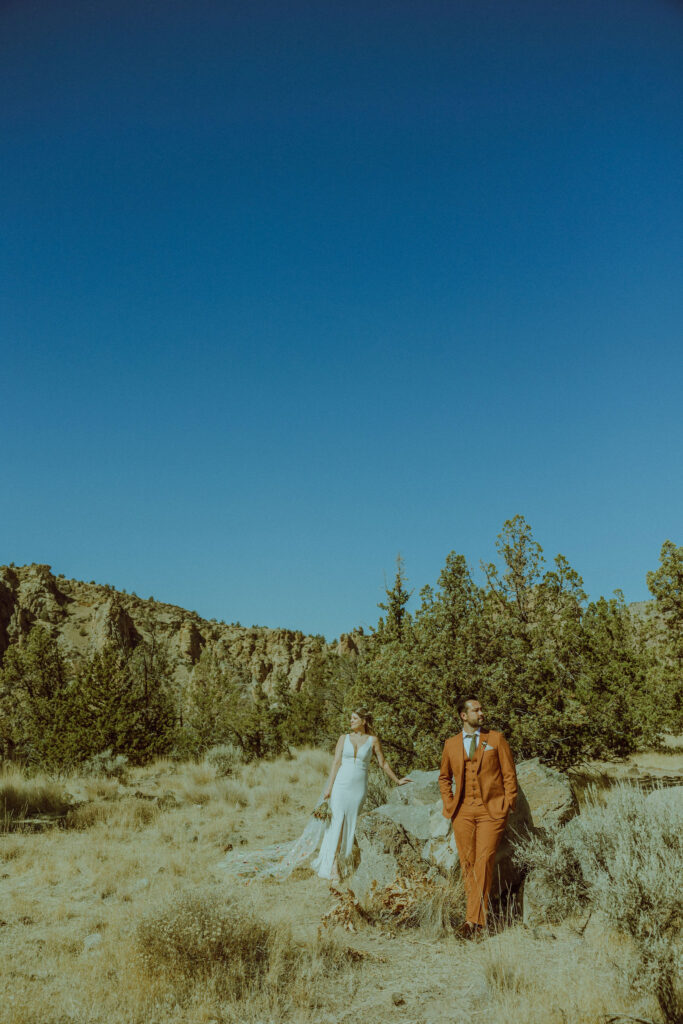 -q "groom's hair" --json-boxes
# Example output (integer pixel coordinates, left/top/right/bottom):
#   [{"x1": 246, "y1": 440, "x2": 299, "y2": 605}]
[{"x1": 457, "y1": 696, "x2": 478, "y2": 718}]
